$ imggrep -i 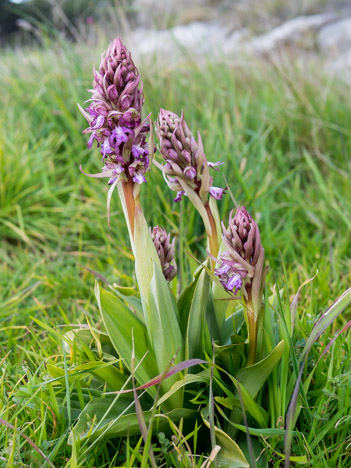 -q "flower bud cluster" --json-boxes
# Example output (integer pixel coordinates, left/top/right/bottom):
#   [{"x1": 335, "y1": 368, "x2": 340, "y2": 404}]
[
  {"x1": 150, "y1": 227, "x2": 177, "y2": 282},
  {"x1": 155, "y1": 109, "x2": 225, "y2": 203},
  {"x1": 80, "y1": 37, "x2": 150, "y2": 185},
  {"x1": 214, "y1": 206, "x2": 263, "y2": 295}
]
